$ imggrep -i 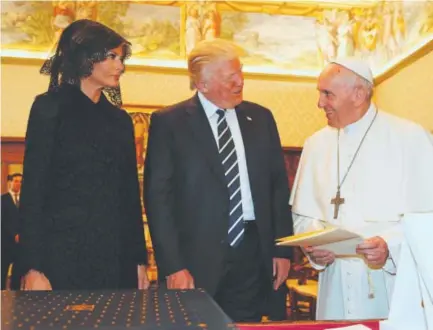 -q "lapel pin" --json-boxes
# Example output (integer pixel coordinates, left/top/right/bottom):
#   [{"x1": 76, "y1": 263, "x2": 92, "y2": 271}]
[{"x1": 246, "y1": 116, "x2": 252, "y2": 121}]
